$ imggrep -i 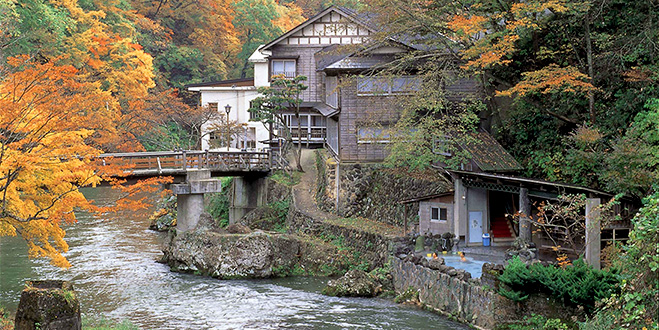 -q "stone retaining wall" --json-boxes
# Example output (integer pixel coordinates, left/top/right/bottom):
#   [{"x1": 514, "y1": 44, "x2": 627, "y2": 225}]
[
  {"x1": 286, "y1": 206, "x2": 390, "y2": 269},
  {"x1": 315, "y1": 150, "x2": 452, "y2": 226},
  {"x1": 391, "y1": 257, "x2": 583, "y2": 329}
]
